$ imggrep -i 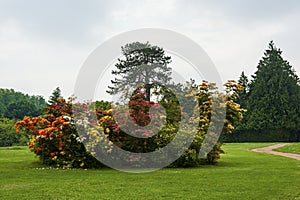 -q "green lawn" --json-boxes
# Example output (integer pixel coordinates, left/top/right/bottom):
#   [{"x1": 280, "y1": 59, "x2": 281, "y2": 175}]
[
  {"x1": 274, "y1": 143, "x2": 300, "y2": 155},
  {"x1": 0, "y1": 143, "x2": 299, "y2": 200}
]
